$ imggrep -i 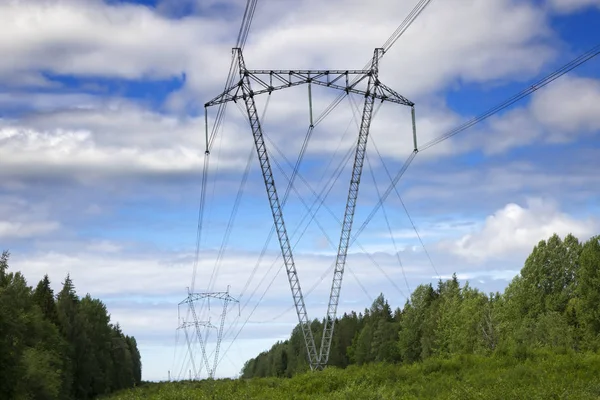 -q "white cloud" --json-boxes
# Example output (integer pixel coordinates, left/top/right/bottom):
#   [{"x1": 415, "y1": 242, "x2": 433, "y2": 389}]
[
  {"x1": 0, "y1": 220, "x2": 60, "y2": 239},
  {"x1": 0, "y1": 195, "x2": 61, "y2": 239},
  {"x1": 0, "y1": 0, "x2": 556, "y2": 102},
  {"x1": 0, "y1": 102, "x2": 257, "y2": 180},
  {"x1": 0, "y1": 92, "x2": 103, "y2": 112},
  {"x1": 0, "y1": 0, "x2": 576, "y2": 182},
  {"x1": 531, "y1": 75, "x2": 600, "y2": 139},
  {"x1": 440, "y1": 198, "x2": 598, "y2": 262},
  {"x1": 547, "y1": 0, "x2": 600, "y2": 14},
  {"x1": 0, "y1": 0, "x2": 229, "y2": 81},
  {"x1": 85, "y1": 240, "x2": 123, "y2": 253},
  {"x1": 454, "y1": 75, "x2": 600, "y2": 156}
]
